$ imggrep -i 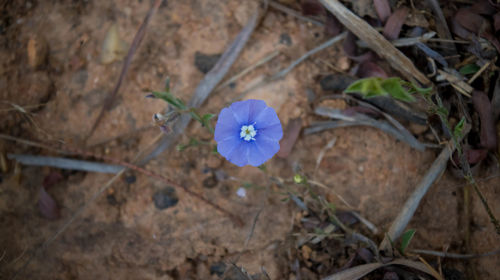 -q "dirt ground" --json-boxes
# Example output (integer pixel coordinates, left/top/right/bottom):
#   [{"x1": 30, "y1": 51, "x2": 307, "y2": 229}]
[{"x1": 1, "y1": 0, "x2": 499, "y2": 279}]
